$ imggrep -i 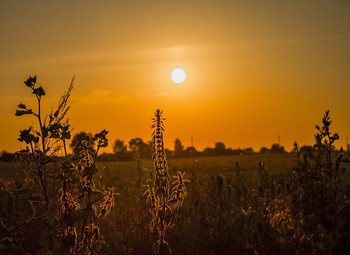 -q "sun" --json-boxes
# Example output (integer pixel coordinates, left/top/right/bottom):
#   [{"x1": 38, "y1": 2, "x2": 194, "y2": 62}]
[{"x1": 170, "y1": 67, "x2": 187, "y2": 84}]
